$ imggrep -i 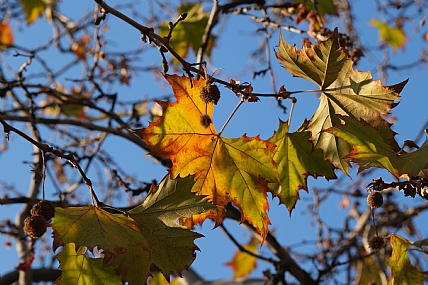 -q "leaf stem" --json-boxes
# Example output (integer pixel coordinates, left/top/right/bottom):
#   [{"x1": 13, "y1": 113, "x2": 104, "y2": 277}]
[
  {"x1": 287, "y1": 97, "x2": 297, "y2": 130},
  {"x1": 218, "y1": 97, "x2": 244, "y2": 136}
]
